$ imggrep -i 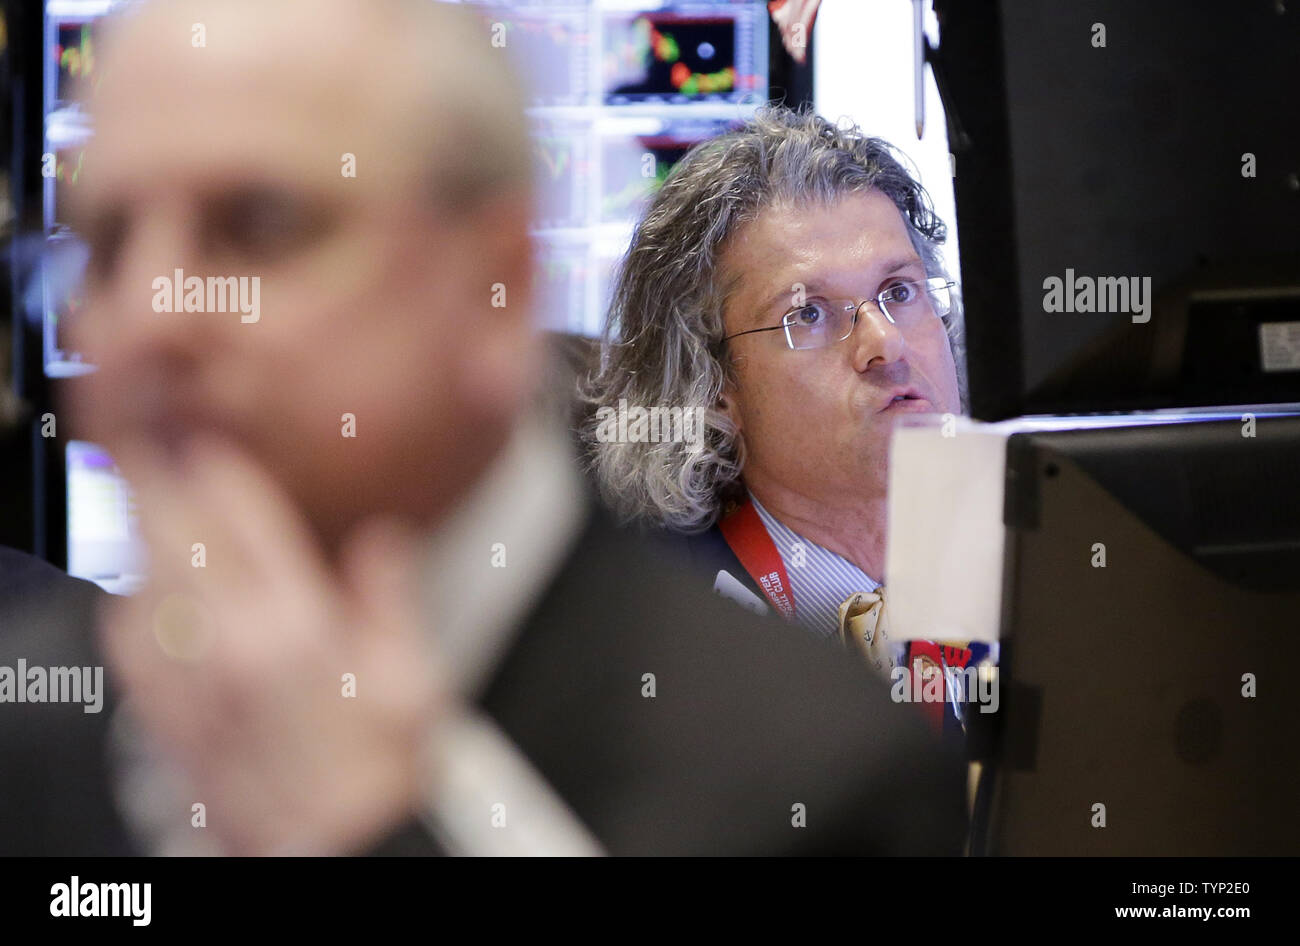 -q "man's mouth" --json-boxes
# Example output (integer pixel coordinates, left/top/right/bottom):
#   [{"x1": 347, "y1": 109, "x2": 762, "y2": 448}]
[
  {"x1": 137, "y1": 405, "x2": 238, "y2": 459},
  {"x1": 879, "y1": 389, "x2": 929, "y2": 412}
]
